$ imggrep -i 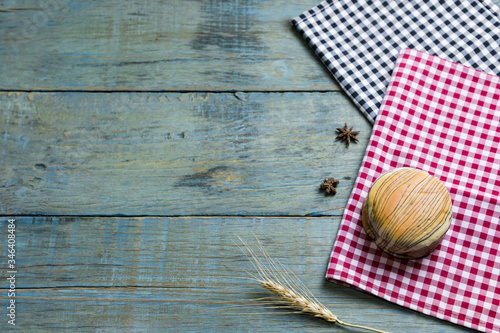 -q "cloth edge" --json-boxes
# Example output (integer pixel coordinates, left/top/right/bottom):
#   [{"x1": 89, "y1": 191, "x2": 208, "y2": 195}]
[{"x1": 324, "y1": 47, "x2": 500, "y2": 333}]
